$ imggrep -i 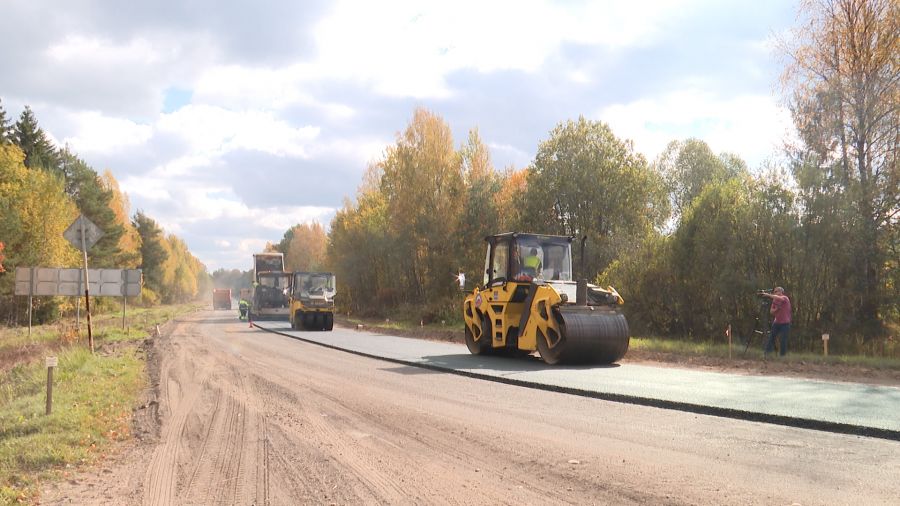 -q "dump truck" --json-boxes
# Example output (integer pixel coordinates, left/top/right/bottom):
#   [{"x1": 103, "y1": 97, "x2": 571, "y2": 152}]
[
  {"x1": 462, "y1": 233, "x2": 629, "y2": 365},
  {"x1": 248, "y1": 252, "x2": 291, "y2": 321},
  {"x1": 212, "y1": 288, "x2": 232, "y2": 310},
  {"x1": 290, "y1": 272, "x2": 336, "y2": 331}
]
